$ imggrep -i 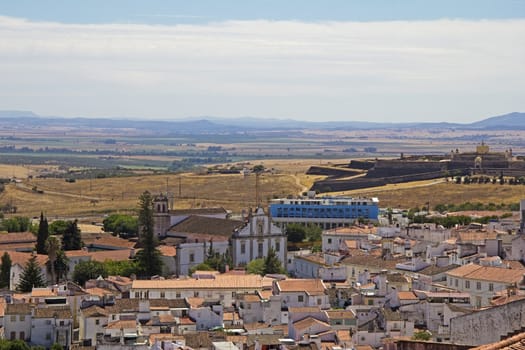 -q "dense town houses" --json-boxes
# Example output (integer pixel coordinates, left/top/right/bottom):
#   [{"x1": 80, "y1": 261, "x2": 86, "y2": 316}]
[{"x1": 3, "y1": 196, "x2": 525, "y2": 349}]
